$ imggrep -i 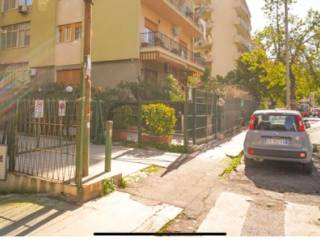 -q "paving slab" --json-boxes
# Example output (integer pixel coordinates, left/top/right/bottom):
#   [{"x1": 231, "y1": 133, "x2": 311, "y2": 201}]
[
  {"x1": 197, "y1": 192, "x2": 252, "y2": 235},
  {"x1": 285, "y1": 202, "x2": 320, "y2": 236},
  {"x1": 0, "y1": 192, "x2": 182, "y2": 236}
]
